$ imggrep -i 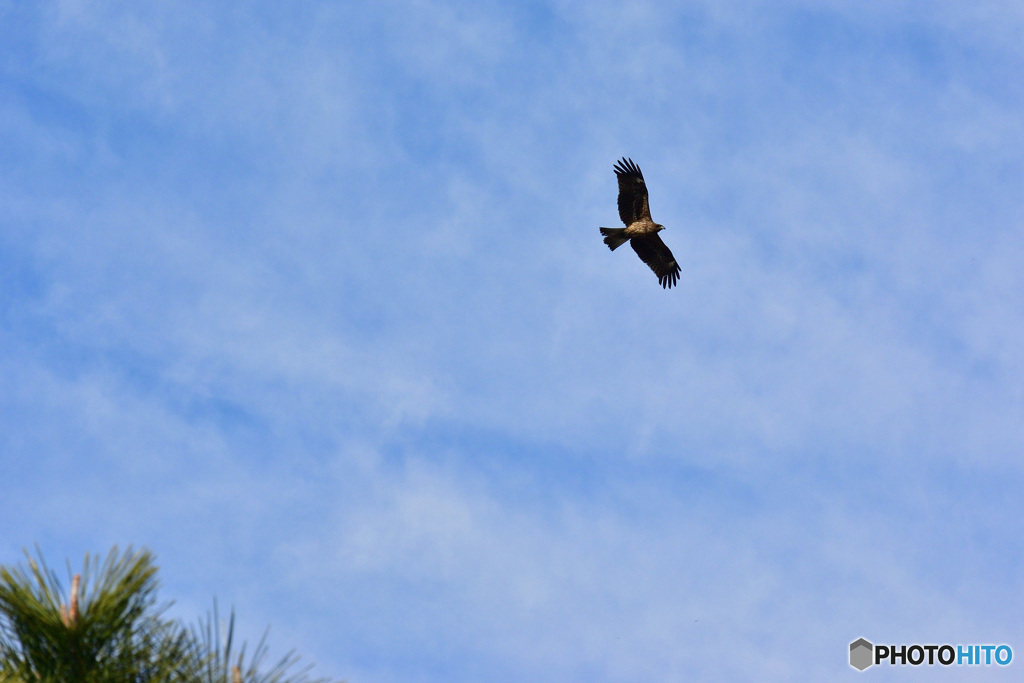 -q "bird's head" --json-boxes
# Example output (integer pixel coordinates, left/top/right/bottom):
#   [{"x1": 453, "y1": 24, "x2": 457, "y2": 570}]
[{"x1": 654, "y1": 223, "x2": 666, "y2": 232}]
